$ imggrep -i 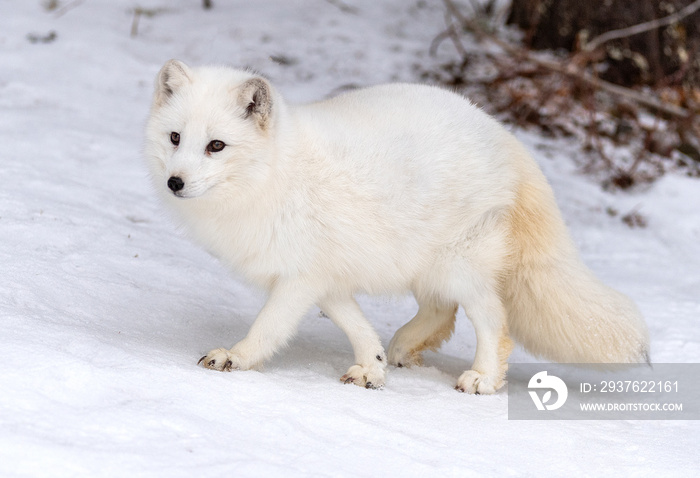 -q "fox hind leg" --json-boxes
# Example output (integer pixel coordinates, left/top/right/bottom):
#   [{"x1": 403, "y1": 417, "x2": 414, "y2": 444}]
[
  {"x1": 387, "y1": 298, "x2": 457, "y2": 368},
  {"x1": 455, "y1": 287, "x2": 513, "y2": 395}
]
